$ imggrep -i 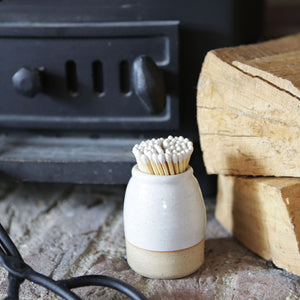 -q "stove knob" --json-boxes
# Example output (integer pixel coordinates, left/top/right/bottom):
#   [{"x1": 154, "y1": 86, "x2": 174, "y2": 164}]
[
  {"x1": 12, "y1": 67, "x2": 42, "y2": 98},
  {"x1": 132, "y1": 55, "x2": 166, "y2": 114}
]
